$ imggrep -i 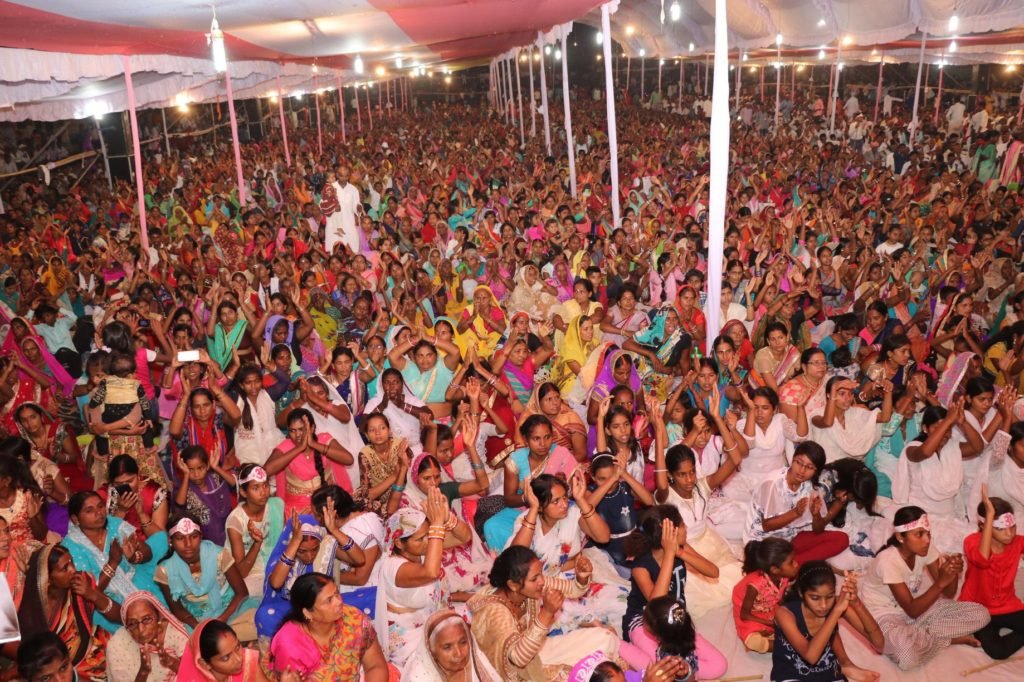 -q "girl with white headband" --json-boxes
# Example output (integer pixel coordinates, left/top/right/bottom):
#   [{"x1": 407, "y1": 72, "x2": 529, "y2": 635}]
[
  {"x1": 225, "y1": 464, "x2": 285, "y2": 600},
  {"x1": 858, "y1": 505, "x2": 991, "y2": 670},
  {"x1": 959, "y1": 486, "x2": 1024, "y2": 660}
]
